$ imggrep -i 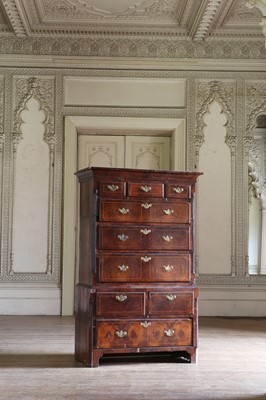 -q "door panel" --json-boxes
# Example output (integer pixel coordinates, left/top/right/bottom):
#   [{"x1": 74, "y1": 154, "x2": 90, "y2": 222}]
[
  {"x1": 125, "y1": 136, "x2": 170, "y2": 170},
  {"x1": 78, "y1": 135, "x2": 124, "y2": 169}
]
